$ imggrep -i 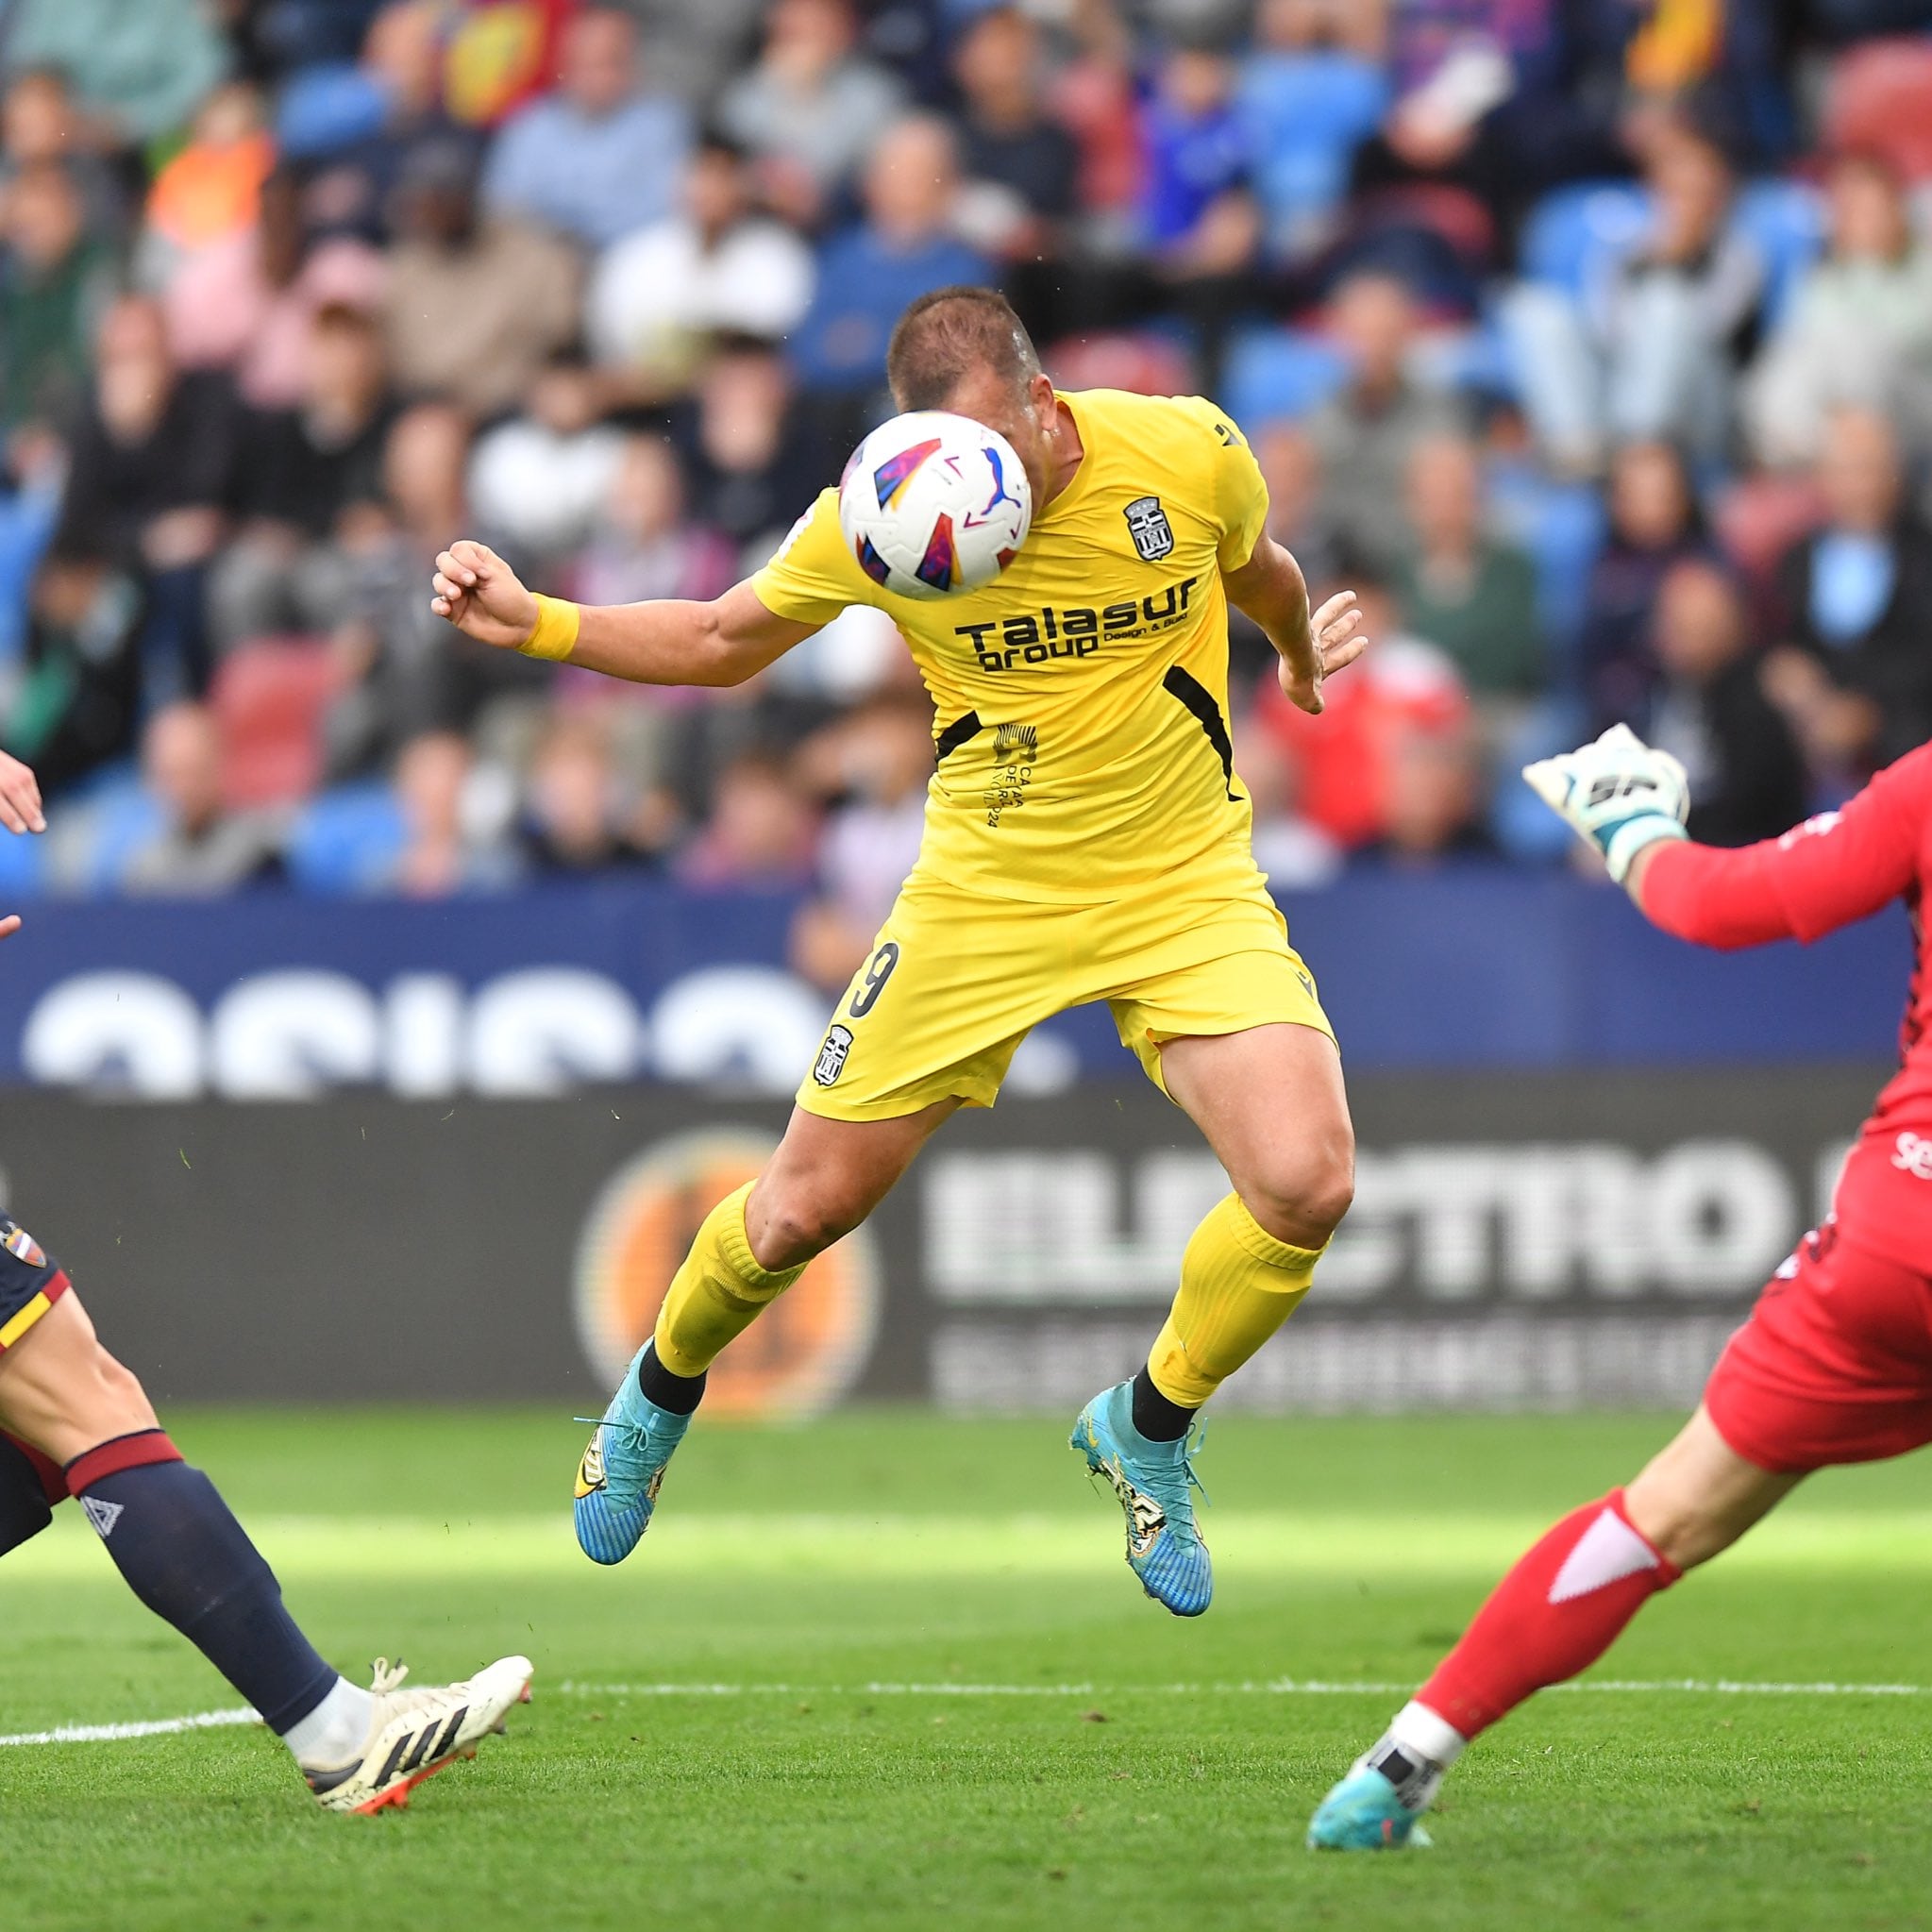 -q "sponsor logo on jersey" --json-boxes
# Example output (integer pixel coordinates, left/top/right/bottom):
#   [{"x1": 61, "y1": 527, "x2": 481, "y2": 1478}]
[
  {"x1": 1890, "y1": 1131, "x2": 1932, "y2": 1180},
  {"x1": 813, "y1": 1024, "x2": 854, "y2": 1088},
  {"x1": 1123, "y1": 494, "x2": 1176, "y2": 562},
  {"x1": 2, "y1": 1223, "x2": 46, "y2": 1268},
  {"x1": 952, "y1": 576, "x2": 1201, "y2": 671}
]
